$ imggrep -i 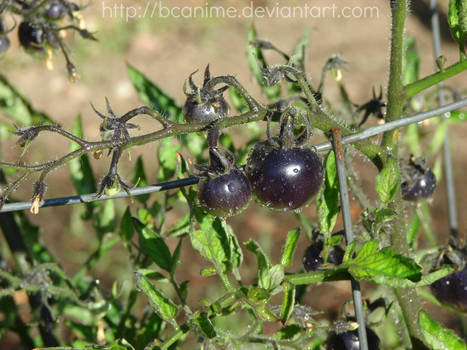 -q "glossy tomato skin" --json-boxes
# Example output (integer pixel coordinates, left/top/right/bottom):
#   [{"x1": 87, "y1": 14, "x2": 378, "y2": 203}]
[
  {"x1": 303, "y1": 242, "x2": 344, "y2": 271},
  {"x1": 430, "y1": 265, "x2": 467, "y2": 311},
  {"x1": 18, "y1": 22, "x2": 44, "y2": 52},
  {"x1": 45, "y1": 2, "x2": 67, "y2": 19},
  {"x1": 326, "y1": 328, "x2": 380, "y2": 350},
  {"x1": 183, "y1": 95, "x2": 228, "y2": 123},
  {"x1": 303, "y1": 243, "x2": 323, "y2": 272},
  {"x1": 198, "y1": 168, "x2": 251, "y2": 217},
  {"x1": 246, "y1": 143, "x2": 323, "y2": 210},
  {"x1": 401, "y1": 168, "x2": 436, "y2": 201}
]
